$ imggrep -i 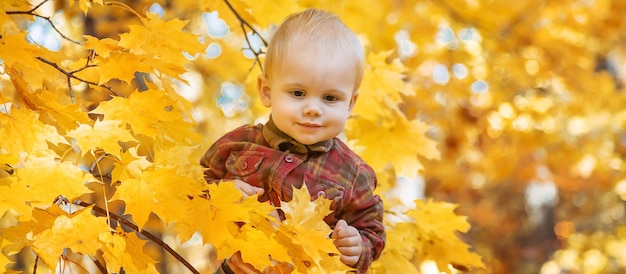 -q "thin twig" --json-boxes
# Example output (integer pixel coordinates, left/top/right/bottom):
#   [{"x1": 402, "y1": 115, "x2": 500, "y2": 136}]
[
  {"x1": 70, "y1": 64, "x2": 97, "y2": 74},
  {"x1": 26, "y1": 0, "x2": 49, "y2": 13},
  {"x1": 36, "y1": 57, "x2": 115, "y2": 102},
  {"x1": 33, "y1": 255, "x2": 39, "y2": 274},
  {"x1": 6, "y1": 0, "x2": 81, "y2": 45},
  {"x1": 61, "y1": 254, "x2": 91, "y2": 273},
  {"x1": 75, "y1": 201, "x2": 200, "y2": 274},
  {"x1": 222, "y1": 0, "x2": 268, "y2": 46},
  {"x1": 223, "y1": 0, "x2": 268, "y2": 72}
]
